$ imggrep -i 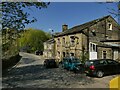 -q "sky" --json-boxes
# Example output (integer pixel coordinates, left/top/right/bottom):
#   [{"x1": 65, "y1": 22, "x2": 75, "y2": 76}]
[{"x1": 25, "y1": 2, "x2": 118, "y2": 33}]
